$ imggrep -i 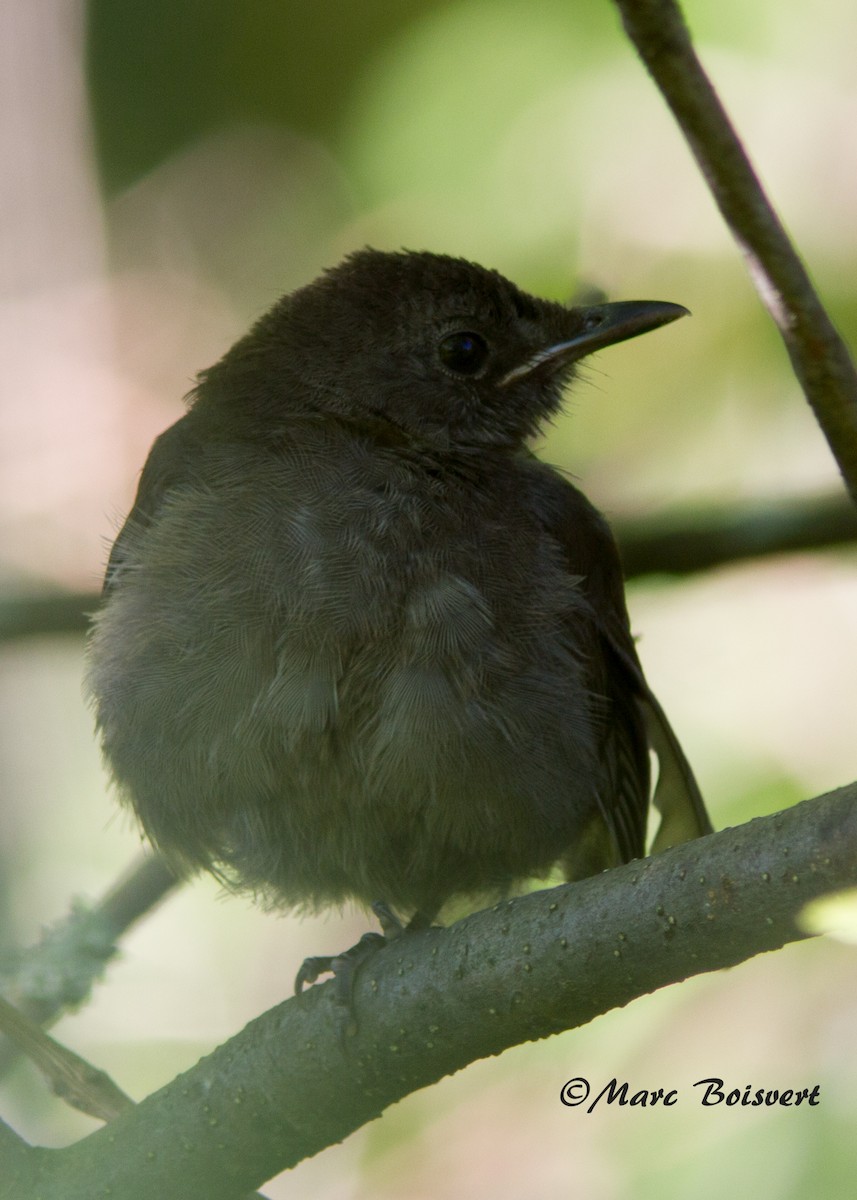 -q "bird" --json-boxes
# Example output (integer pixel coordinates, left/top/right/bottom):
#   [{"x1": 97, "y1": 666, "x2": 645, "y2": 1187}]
[{"x1": 86, "y1": 248, "x2": 712, "y2": 986}]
